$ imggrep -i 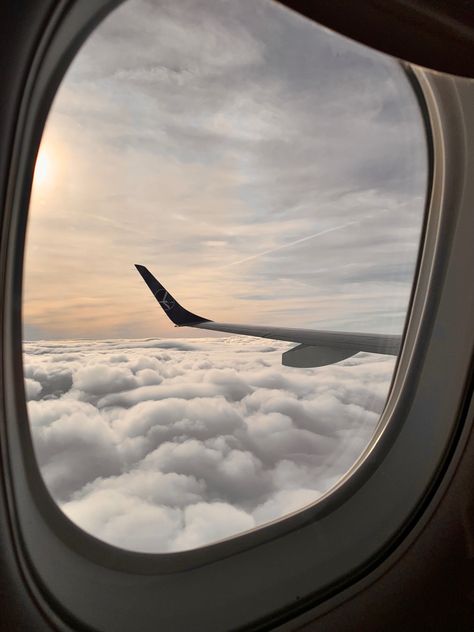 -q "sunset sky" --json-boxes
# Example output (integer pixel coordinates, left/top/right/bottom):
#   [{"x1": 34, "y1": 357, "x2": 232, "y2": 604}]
[{"x1": 23, "y1": 0, "x2": 427, "y2": 341}]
